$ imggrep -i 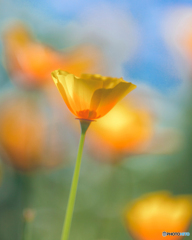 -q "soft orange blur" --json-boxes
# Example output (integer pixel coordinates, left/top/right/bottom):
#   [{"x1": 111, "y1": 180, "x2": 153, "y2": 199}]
[
  {"x1": 0, "y1": 95, "x2": 63, "y2": 171},
  {"x1": 87, "y1": 98, "x2": 154, "y2": 162},
  {"x1": 163, "y1": 7, "x2": 192, "y2": 70},
  {"x1": 125, "y1": 192, "x2": 192, "y2": 240},
  {"x1": 2, "y1": 22, "x2": 105, "y2": 88},
  {"x1": 180, "y1": 30, "x2": 192, "y2": 60}
]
